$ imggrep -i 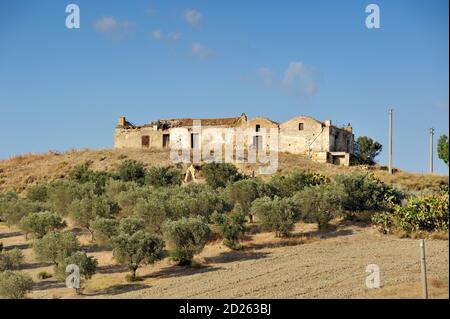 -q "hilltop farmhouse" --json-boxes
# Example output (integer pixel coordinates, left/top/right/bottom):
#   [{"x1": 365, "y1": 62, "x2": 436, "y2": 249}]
[{"x1": 114, "y1": 113, "x2": 354, "y2": 166}]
